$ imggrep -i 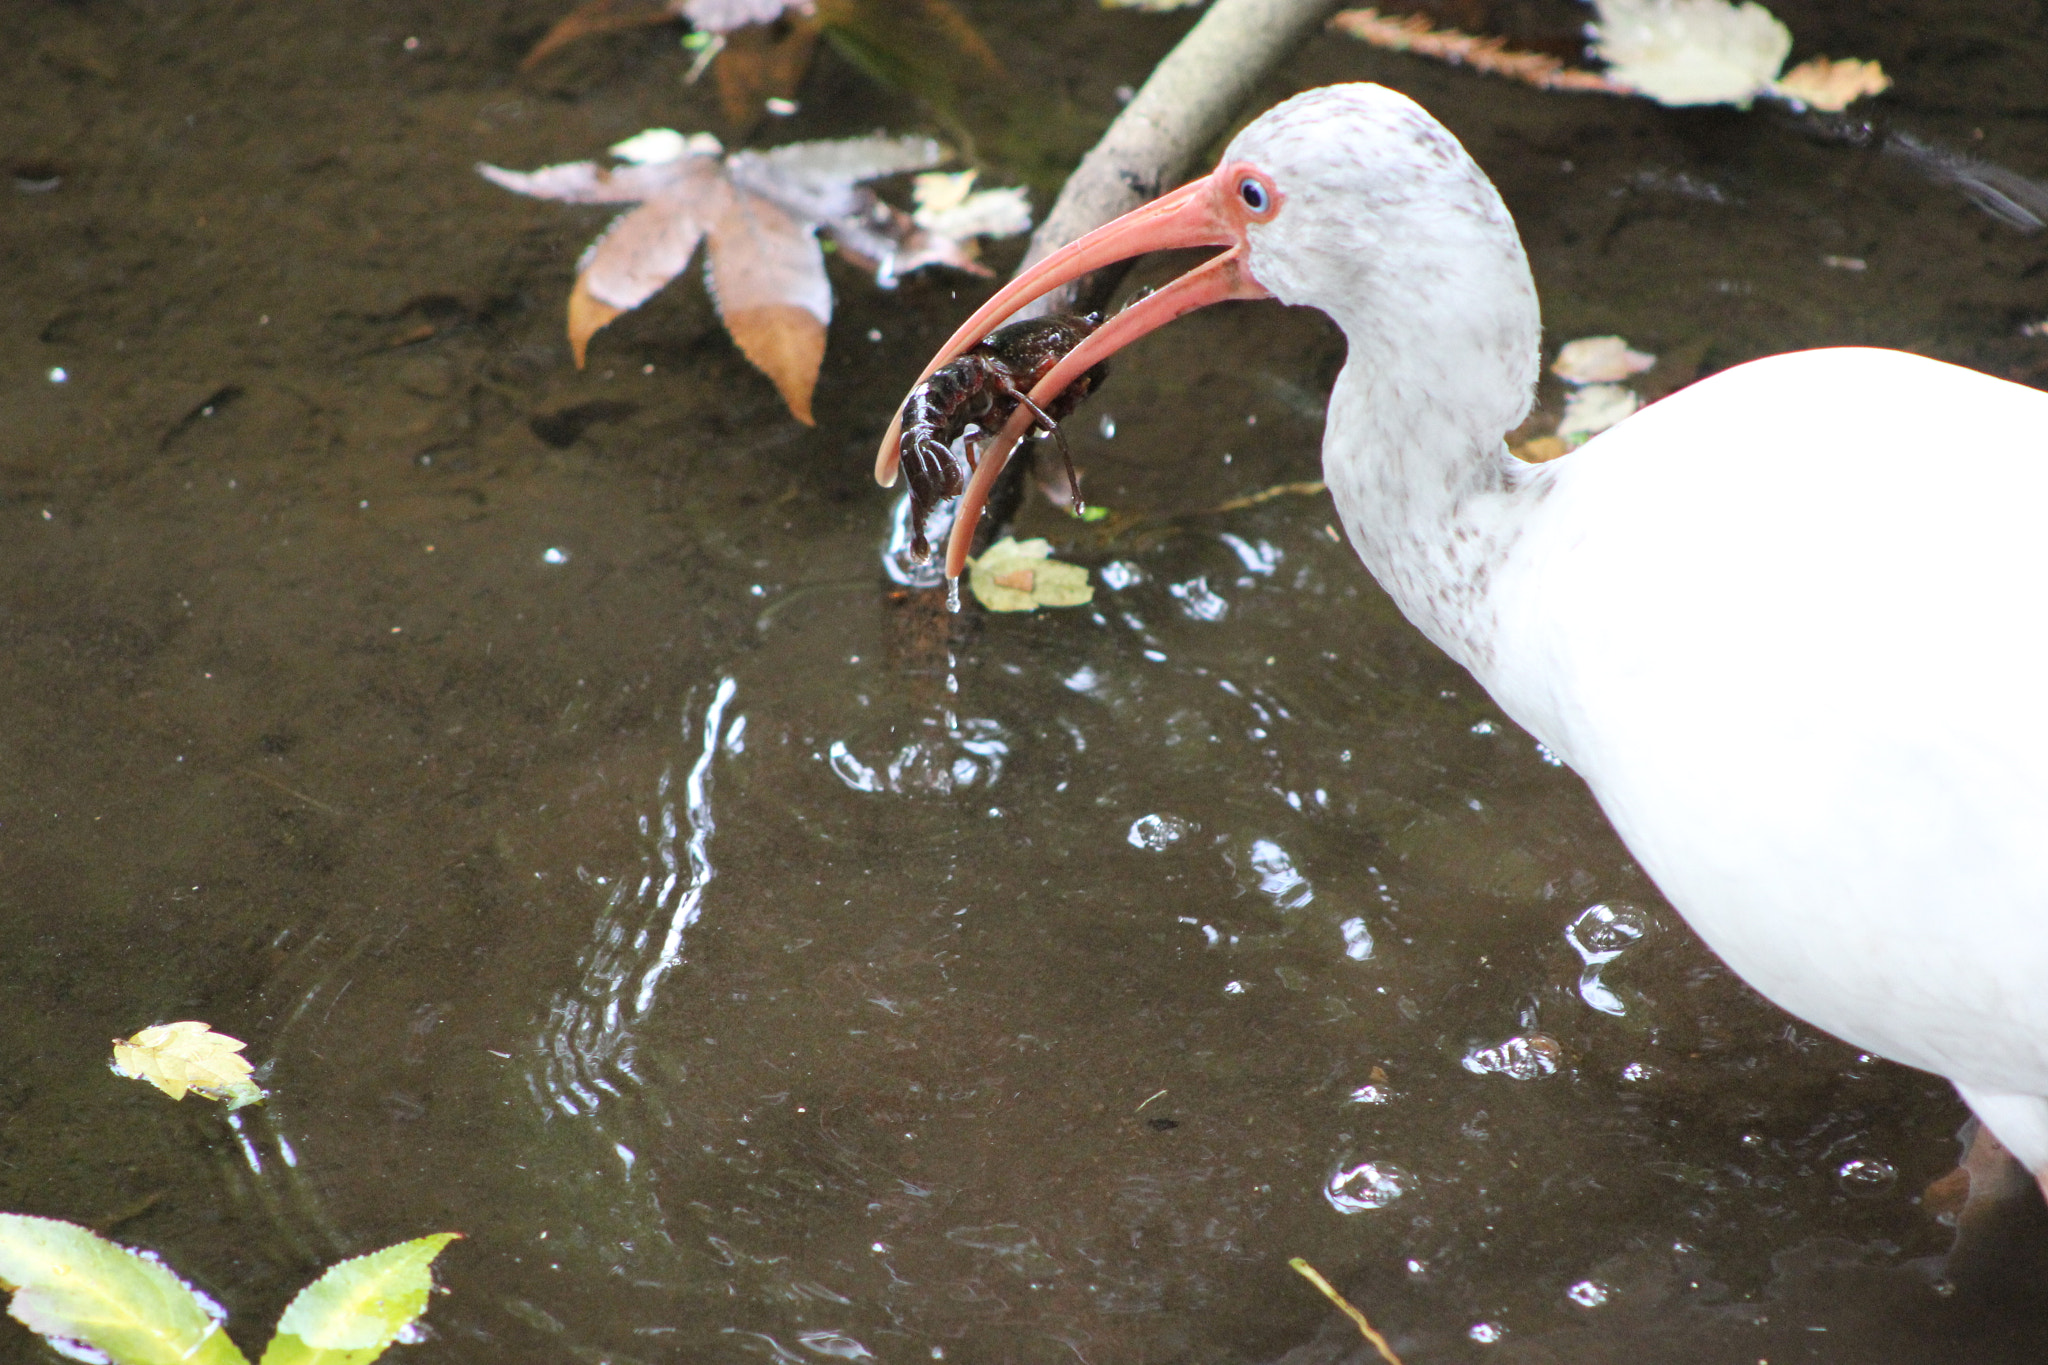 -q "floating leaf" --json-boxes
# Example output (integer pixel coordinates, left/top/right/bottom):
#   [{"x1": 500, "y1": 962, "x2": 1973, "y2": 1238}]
[
  {"x1": 257, "y1": 1234, "x2": 460, "y2": 1365},
  {"x1": 483, "y1": 132, "x2": 1030, "y2": 420},
  {"x1": 1558, "y1": 383, "x2": 1641, "y2": 447},
  {"x1": 1771, "y1": 55, "x2": 1890, "y2": 112},
  {"x1": 1551, "y1": 336, "x2": 1656, "y2": 385},
  {"x1": 111, "y1": 1022, "x2": 265, "y2": 1110},
  {"x1": 968, "y1": 538, "x2": 1094, "y2": 612},
  {"x1": 0, "y1": 1213, "x2": 249, "y2": 1365},
  {"x1": 1589, "y1": 0, "x2": 1791, "y2": 108}
]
